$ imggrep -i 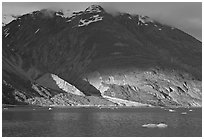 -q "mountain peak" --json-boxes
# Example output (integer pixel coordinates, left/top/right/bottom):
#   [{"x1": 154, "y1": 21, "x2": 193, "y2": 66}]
[
  {"x1": 137, "y1": 15, "x2": 154, "y2": 24},
  {"x1": 2, "y1": 14, "x2": 18, "y2": 26},
  {"x1": 85, "y1": 5, "x2": 104, "y2": 13}
]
